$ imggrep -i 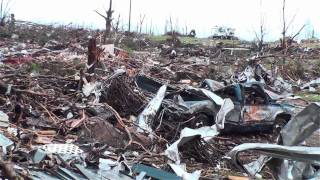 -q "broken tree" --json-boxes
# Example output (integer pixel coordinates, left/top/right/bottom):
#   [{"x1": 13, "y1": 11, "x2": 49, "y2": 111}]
[{"x1": 95, "y1": 0, "x2": 114, "y2": 43}]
